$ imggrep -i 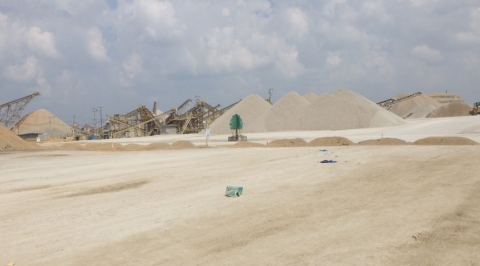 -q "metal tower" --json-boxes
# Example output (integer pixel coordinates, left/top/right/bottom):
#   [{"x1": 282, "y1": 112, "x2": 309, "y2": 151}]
[{"x1": 0, "y1": 92, "x2": 40, "y2": 128}]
